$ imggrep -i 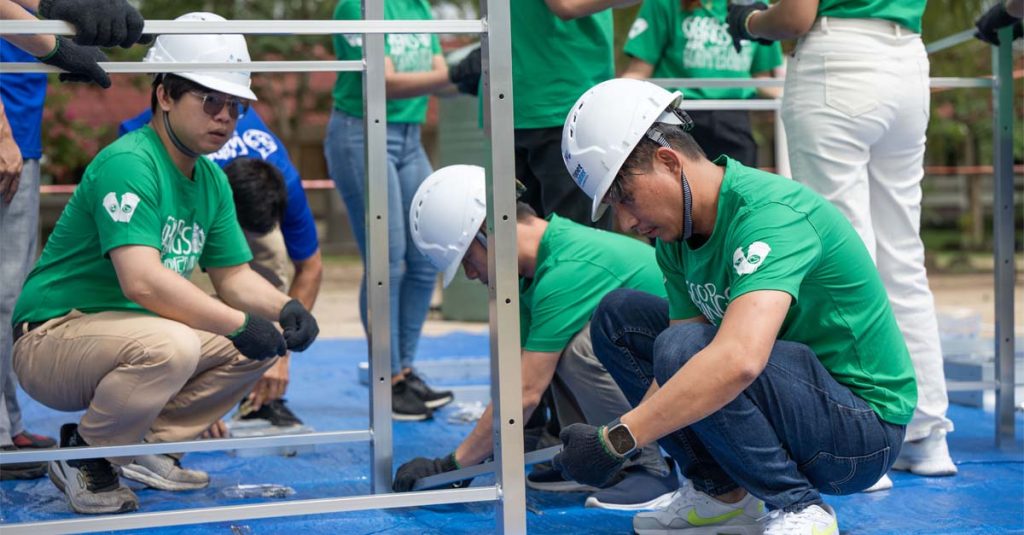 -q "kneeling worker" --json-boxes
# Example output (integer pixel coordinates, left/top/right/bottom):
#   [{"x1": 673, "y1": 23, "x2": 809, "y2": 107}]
[
  {"x1": 10, "y1": 14, "x2": 319, "y2": 515},
  {"x1": 392, "y1": 165, "x2": 679, "y2": 510}
]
